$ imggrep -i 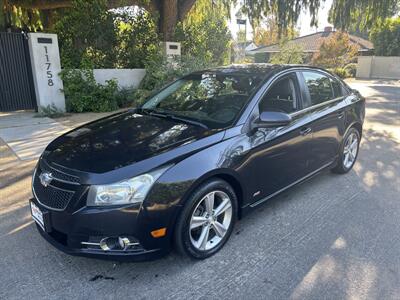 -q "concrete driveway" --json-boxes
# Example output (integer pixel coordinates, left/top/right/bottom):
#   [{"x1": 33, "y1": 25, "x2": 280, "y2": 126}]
[{"x1": 0, "y1": 80, "x2": 399, "y2": 299}]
